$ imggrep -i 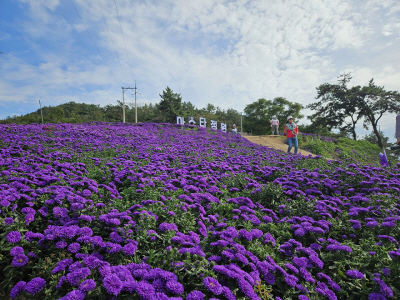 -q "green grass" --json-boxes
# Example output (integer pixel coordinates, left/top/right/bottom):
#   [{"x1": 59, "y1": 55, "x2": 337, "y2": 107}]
[{"x1": 299, "y1": 135, "x2": 394, "y2": 166}]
